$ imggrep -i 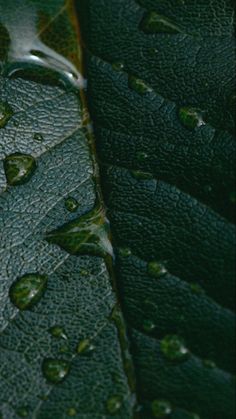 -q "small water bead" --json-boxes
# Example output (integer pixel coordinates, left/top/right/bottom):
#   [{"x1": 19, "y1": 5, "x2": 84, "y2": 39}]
[
  {"x1": 179, "y1": 107, "x2": 205, "y2": 129},
  {"x1": 33, "y1": 133, "x2": 44, "y2": 142},
  {"x1": 151, "y1": 399, "x2": 172, "y2": 418},
  {"x1": 9, "y1": 273, "x2": 47, "y2": 310},
  {"x1": 46, "y1": 206, "x2": 113, "y2": 258},
  {"x1": 65, "y1": 197, "x2": 79, "y2": 212},
  {"x1": 190, "y1": 283, "x2": 205, "y2": 295},
  {"x1": 16, "y1": 407, "x2": 29, "y2": 418},
  {"x1": 131, "y1": 170, "x2": 153, "y2": 180},
  {"x1": 112, "y1": 62, "x2": 125, "y2": 72},
  {"x1": 59, "y1": 344, "x2": 70, "y2": 353},
  {"x1": 118, "y1": 247, "x2": 132, "y2": 257},
  {"x1": 160, "y1": 335, "x2": 189, "y2": 362},
  {"x1": 4, "y1": 153, "x2": 37, "y2": 186},
  {"x1": 67, "y1": 408, "x2": 77, "y2": 417},
  {"x1": 137, "y1": 151, "x2": 148, "y2": 161},
  {"x1": 229, "y1": 191, "x2": 236, "y2": 204},
  {"x1": 140, "y1": 11, "x2": 182, "y2": 34},
  {"x1": 148, "y1": 261, "x2": 167, "y2": 278},
  {"x1": 128, "y1": 75, "x2": 152, "y2": 95},
  {"x1": 106, "y1": 396, "x2": 122, "y2": 415},
  {"x1": 49, "y1": 326, "x2": 67, "y2": 340},
  {"x1": 143, "y1": 319, "x2": 156, "y2": 333},
  {"x1": 0, "y1": 101, "x2": 13, "y2": 128},
  {"x1": 77, "y1": 339, "x2": 95, "y2": 355},
  {"x1": 42, "y1": 358, "x2": 70, "y2": 384},
  {"x1": 203, "y1": 359, "x2": 216, "y2": 369}
]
